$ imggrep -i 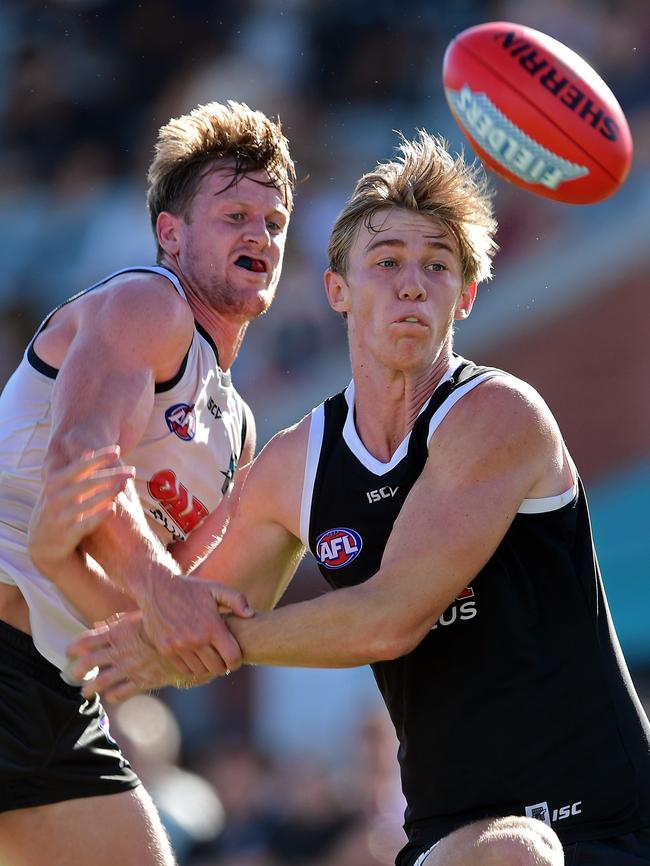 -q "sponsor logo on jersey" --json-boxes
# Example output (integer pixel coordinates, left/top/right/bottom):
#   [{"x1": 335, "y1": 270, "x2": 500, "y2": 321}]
[
  {"x1": 446, "y1": 84, "x2": 589, "y2": 189},
  {"x1": 525, "y1": 799, "x2": 582, "y2": 826},
  {"x1": 366, "y1": 485, "x2": 399, "y2": 504},
  {"x1": 148, "y1": 468, "x2": 208, "y2": 535},
  {"x1": 315, "y1": 527, "x2": 363, "y2": 569},
  {"x1": 431, "y1": 585, "x2": 477, "y2": 630},
  {"x1": 207, "y1": 395, "x2": 223, "y2": 420},
  {"x1": 165, "y1": 403, "x2": 196, "y2": 441},
  {"x1": 525, "y1": 801, "x2": 551, "y2": 826}
]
